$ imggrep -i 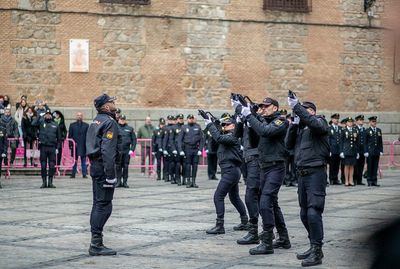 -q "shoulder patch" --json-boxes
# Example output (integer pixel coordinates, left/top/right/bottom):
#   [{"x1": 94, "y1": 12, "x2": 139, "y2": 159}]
[
  {"x1": 274, "y1": 119, "x2": 283, "y2": 126},
  {"x1": 106, "y1": 131, "x2": 114, "y2": 139}
]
